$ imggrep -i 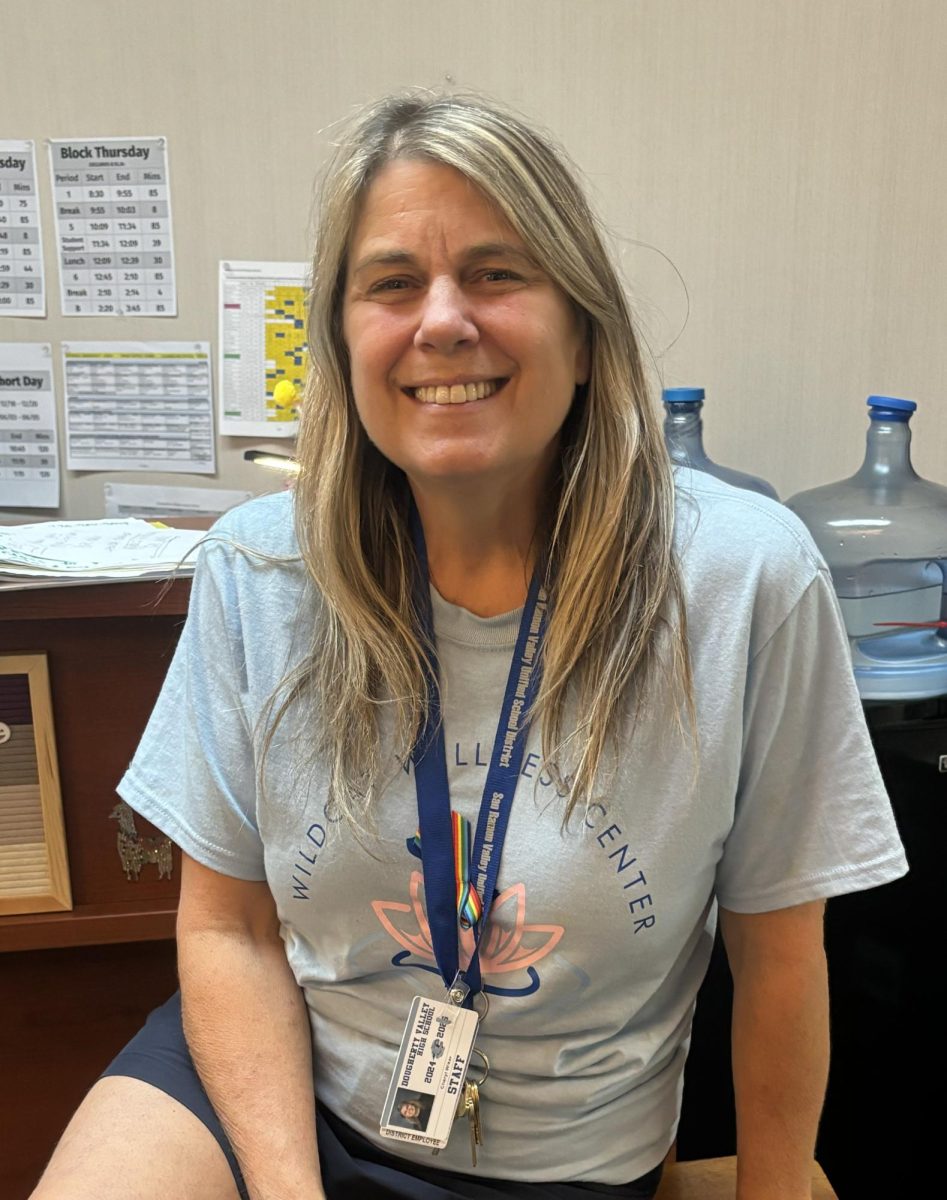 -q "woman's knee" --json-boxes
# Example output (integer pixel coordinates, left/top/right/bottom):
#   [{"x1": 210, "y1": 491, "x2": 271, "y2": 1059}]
[{"x1": 30, "y1": 1075, "x2": 241, "y2": 1200}]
